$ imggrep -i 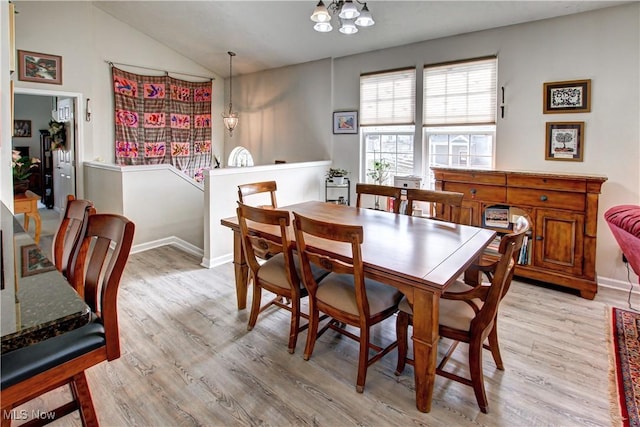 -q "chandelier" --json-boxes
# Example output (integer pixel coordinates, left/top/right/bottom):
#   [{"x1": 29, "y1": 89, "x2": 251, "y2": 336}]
[
  {"x1": 310, "y1": 0, "x2": 374, "y2": 34},
  {"x1": 222, "y1": 51, "x2": 239, "y2": 136}
]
